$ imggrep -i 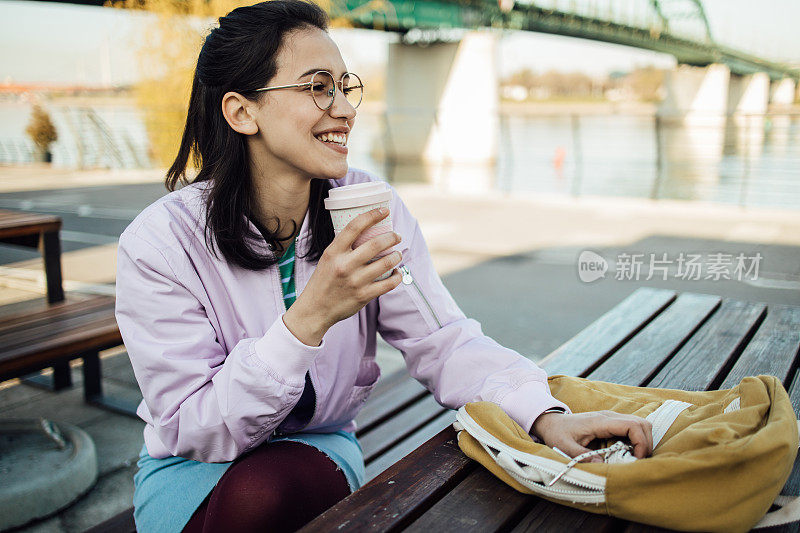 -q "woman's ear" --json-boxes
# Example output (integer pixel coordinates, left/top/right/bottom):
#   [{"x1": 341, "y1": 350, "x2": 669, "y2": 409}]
[{"x1": 221, "y1": 92, "x2": 259, "y2": 135}]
